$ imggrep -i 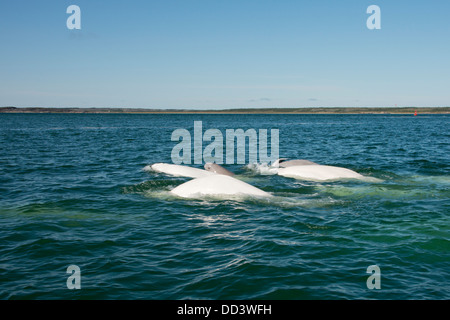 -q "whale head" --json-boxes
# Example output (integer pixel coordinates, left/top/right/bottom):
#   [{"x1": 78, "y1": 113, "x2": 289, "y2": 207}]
[{"x1": 271, "y1": 158, "x2": 288, "y2": 167}]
